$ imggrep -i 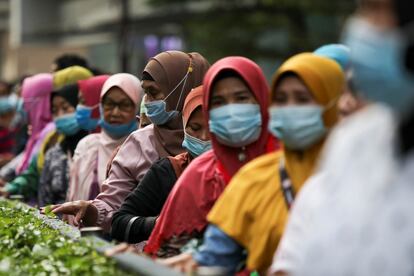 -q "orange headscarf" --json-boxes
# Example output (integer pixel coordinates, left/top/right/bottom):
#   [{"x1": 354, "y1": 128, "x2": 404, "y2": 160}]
[{"x1": 168, "y1": 85, "x2": 204, "y2": 178}]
